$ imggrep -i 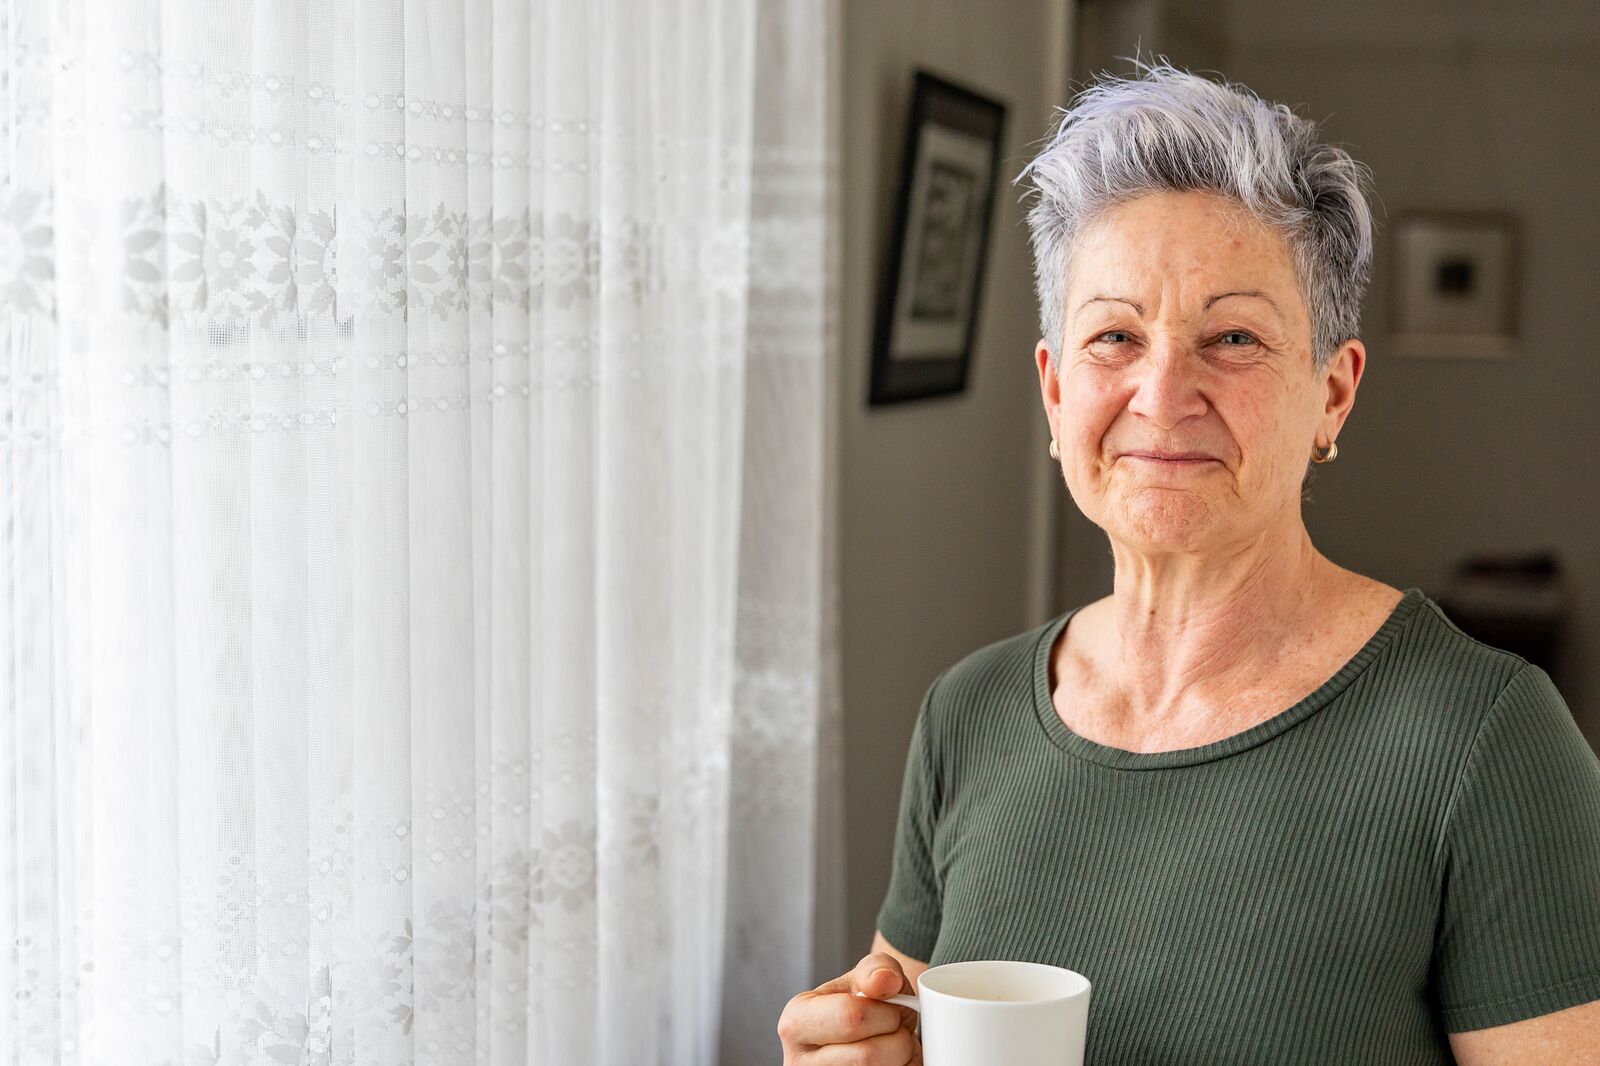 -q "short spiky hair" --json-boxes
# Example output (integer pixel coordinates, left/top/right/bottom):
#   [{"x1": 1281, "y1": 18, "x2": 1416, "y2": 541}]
[{"x1": 1016, "y1": 59, "x2": 1377, "y2": 373}]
